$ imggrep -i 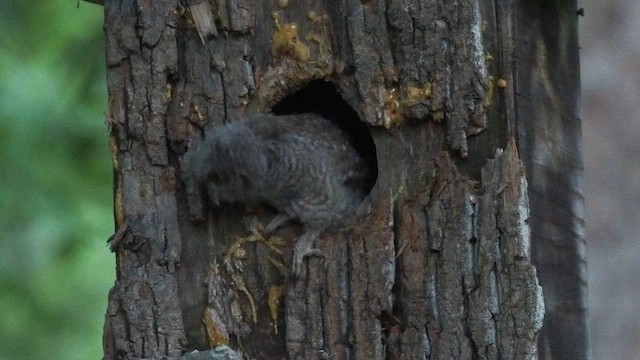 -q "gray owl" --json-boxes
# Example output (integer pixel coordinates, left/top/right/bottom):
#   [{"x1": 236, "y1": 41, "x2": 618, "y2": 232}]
[{"x1": 184, "y1": 113, "x2": 372, "y2": 274}]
